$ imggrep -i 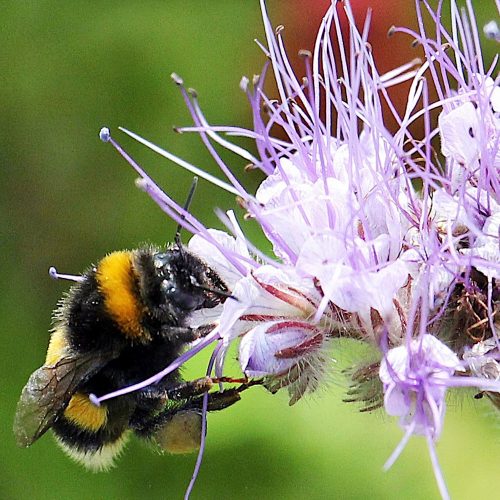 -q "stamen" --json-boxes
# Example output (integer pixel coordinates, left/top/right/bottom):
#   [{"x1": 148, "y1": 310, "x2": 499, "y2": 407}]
[
  {"x1": 99, "y1": 127, "x2": 111, "y2": 142},
  {"x1": 118, "y1": 126, "x2": 241, "y2": 196},
  {"x1": 240, "y1": 76, "x2": 249, "y2": 92},
  {"x1": 426, "y1": 432, "x2": 450, "y2": 500},
  {"x1": 48, "y1": 266, "x2": 85, "y2": 283},
  {"x1": 134, "y1": 178, "x2": 148, "y2": 192},
  {"x1": 88, "y1": 394, "x2": 100, "y2": 407},
  {"x1": 383, "y1": 420, "x2": 416, "y2": 471},
  {"x1": 171, "y1": 72, "x2": 184, "y2": 86},
  {"x1": 184, "y1": 339, "x2": 223, "y2": 500},
  {"x1": 99, "y1": 127, "x2": 216, "y2": 243}
]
